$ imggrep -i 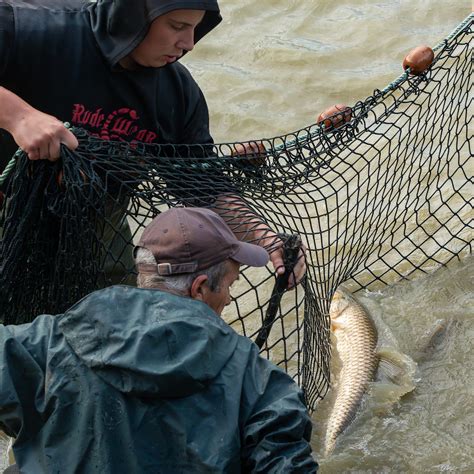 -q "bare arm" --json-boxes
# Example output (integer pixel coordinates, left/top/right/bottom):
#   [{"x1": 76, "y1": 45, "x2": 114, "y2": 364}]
[
  {"x1": 212, "y1": 193, "x2": 307, "y2": 288},
  {"x1": 211, "y1": 142, "x2": 307, "y2": 288},
  {"x1": 0, "y1": 86, "x2": 78, "y2": 161}
]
